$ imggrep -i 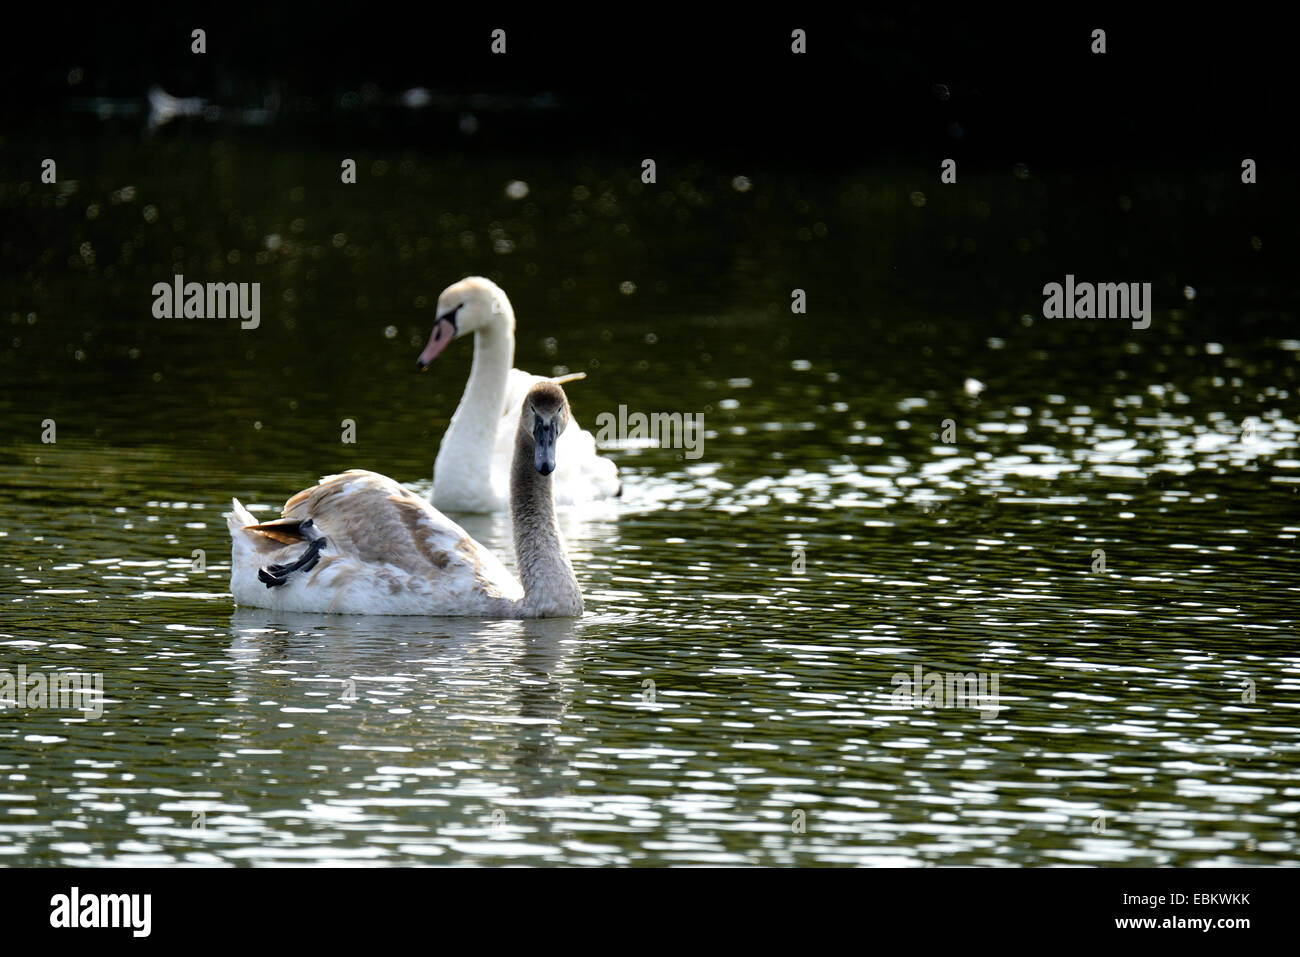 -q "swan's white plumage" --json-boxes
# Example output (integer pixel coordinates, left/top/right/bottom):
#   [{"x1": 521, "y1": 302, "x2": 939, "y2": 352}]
[
  {"x1": 476, "y1": 368, "x2": 619, "y2": 509},
  {"x1": 227, "y1": 470, "x2": 524, "y2": 616},
  {"x1": 425, "y1": 278, "x2": 620, "y2": 512}
]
